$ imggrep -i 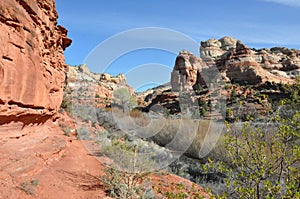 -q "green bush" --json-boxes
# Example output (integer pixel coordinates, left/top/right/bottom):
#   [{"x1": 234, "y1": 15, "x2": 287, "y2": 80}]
[
  {"x1": 19, "y1": 179, "x2": 39, "y2": 195},
  {"x1": 101, "y1": 139, "x2": 152, "y2": 198},
  {"x1": 102, "y1": 166, "x2": 150, "y2": 199},
  {"x1": 113, "y1": 88, "x2": 137, "y2": 113},
  {"x1": 203, "y1": 91, "x2": 300, "y2": 198}
]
